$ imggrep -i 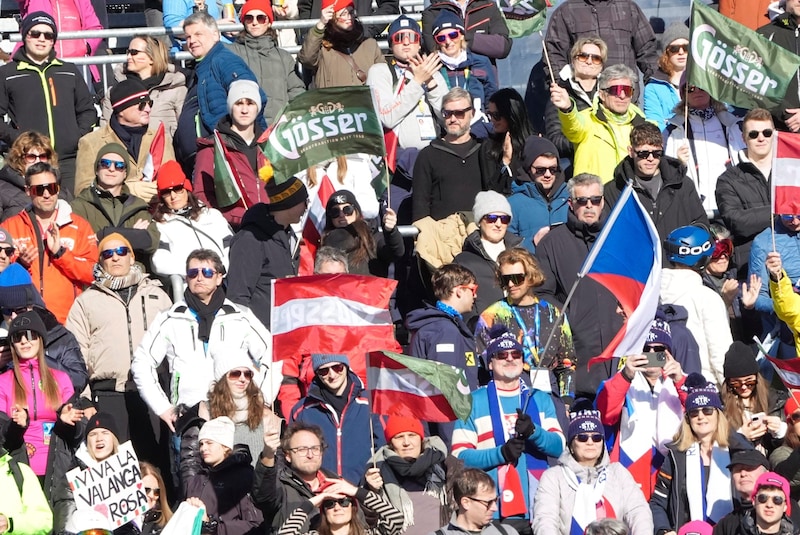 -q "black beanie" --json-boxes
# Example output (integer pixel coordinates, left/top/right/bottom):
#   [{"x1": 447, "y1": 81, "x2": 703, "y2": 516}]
[
  {"x1": 723, "y1": 341, "x2": 759, "y2": 379},
  {"x1": 21, "y1": 11, "x2": 57, "y2": 40},
  {"x1": 8, "y1": 310, "x2": 47, "y2": 345},
  {"x1": 110, "y1": 78, "x2": 150, "y2": 113},
  {"x1": 85, "y1": 412, "x2": 119, "y2": 438},
  {"x1": 265, "y1": 176, "x2": 308, "y2": 212}
]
